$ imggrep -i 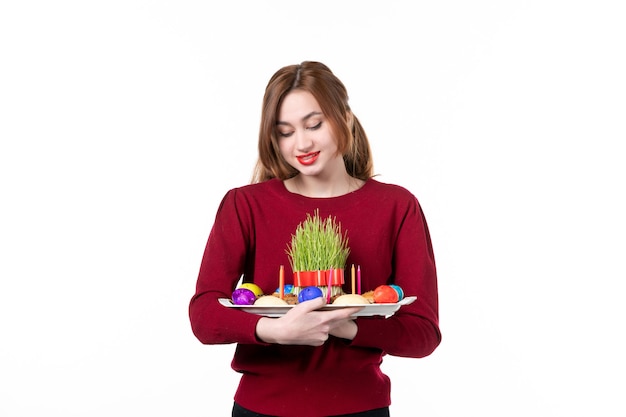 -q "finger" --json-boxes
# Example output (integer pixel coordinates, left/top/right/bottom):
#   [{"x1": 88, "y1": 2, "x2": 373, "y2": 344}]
[
  {"x1": 292, "y1": 296, "x2": 326, "y2": 313},
  {"x1": 324, "y1": 306, "x2": 363, "y2": 320}
]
